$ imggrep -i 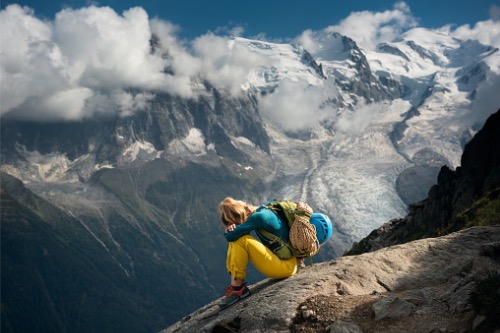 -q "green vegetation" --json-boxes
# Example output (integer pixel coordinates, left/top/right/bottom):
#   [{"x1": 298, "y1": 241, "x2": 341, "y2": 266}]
[
  {"x1": 440, "y1": 187, "x2": 500, "y2": 235},
  {"x1": 344, "y1": 187, "x2": 500, "y2": 257},
  {"x1": 459, "y1": 189, "x2": 500, "y2": 227}
]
